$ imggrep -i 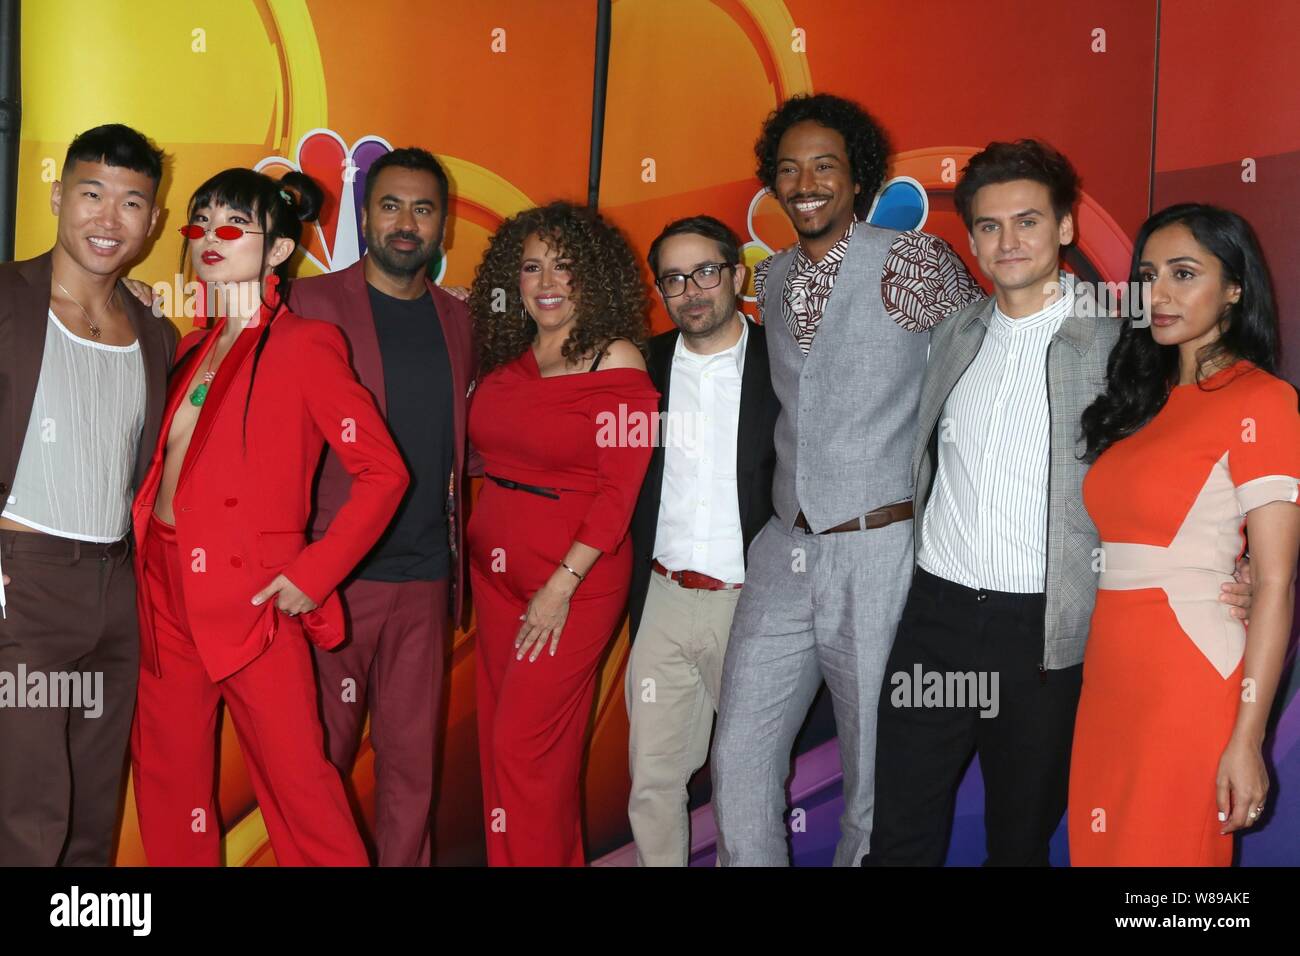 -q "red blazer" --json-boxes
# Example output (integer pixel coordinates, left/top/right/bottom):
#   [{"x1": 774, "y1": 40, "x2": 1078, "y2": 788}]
[
  {"x1": 288, "y1": 259, "x2": 476, "y2": 624},
  {"x1": 132, "y1": 301, "x2": 409, "y2": 681}
]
